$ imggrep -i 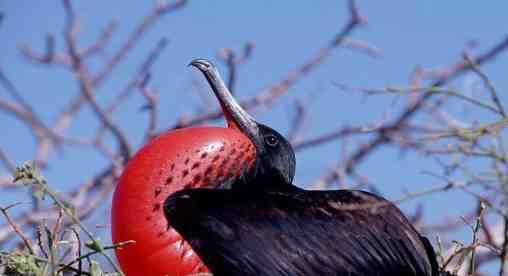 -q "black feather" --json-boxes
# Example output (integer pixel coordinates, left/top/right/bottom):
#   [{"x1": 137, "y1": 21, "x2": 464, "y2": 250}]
[{"x1": 165, "y1": 184, "x2": 440, "y2": 276}]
